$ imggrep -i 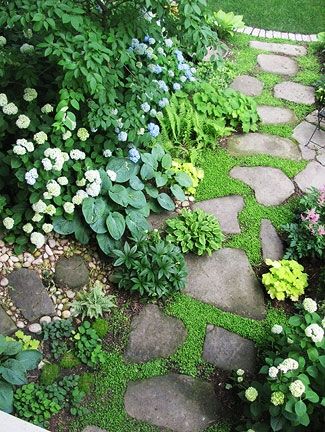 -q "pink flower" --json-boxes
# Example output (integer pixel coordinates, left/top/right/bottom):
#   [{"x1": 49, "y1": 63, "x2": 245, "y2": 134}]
[
  {"x1": 318, "y1": 226, "x2": 325, "y2": 236},
  {"x1": 302, "y1": 208, "x2": 320, "y2": 224}
]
